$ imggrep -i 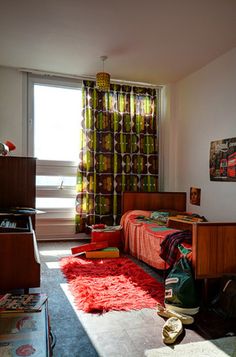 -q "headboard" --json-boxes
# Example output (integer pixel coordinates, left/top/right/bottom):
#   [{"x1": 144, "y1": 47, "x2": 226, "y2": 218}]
[{"x1": 122, "y1": 192, "x2": 186, "y2": 214}]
